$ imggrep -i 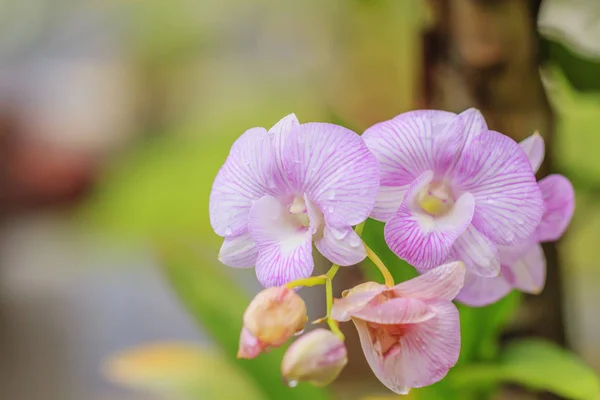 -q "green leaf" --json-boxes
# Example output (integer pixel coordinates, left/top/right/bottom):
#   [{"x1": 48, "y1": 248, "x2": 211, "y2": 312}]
[
  {"x1": 157, "y1": 240, "x2": 331, "y2": 400},
  {"x1": 450, "y1": 339, "x2": 600, "y2": 400}
]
